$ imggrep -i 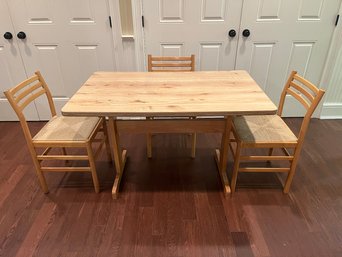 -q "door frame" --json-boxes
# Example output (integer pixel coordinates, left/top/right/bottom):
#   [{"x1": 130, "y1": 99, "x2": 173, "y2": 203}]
[
  {"x1": 317, "y1": 1, "x2": 342, "y2": 118},
  {"x1": 132, "y1": 0, "x2": 145, "y2": 71},
  {"x1": 107, "y1": 0, "x2": 122, "y2": 71}
]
